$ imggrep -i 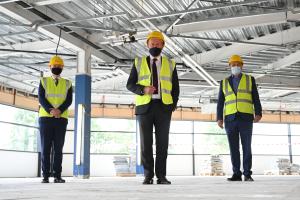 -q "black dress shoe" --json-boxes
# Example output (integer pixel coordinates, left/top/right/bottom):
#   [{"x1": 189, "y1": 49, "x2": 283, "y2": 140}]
[
  {"x1": 227, "y1": 174, "x2": 242, "y2": 181},
  {"x1": 142, "y1": 177, "x2": 153, "y2": 185},
  {"x1": 54, "y1": 177, "x2": 66, "y2": 183},
  {"x1": 157, "y1": 177, "x2": 171, "y2": 184},
  {"x1": 41, "y1": 177, "x2": 49, "y2": 183},
  {"x1": 244, "y1": 175, "x2": 254, "y2": 181}
]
